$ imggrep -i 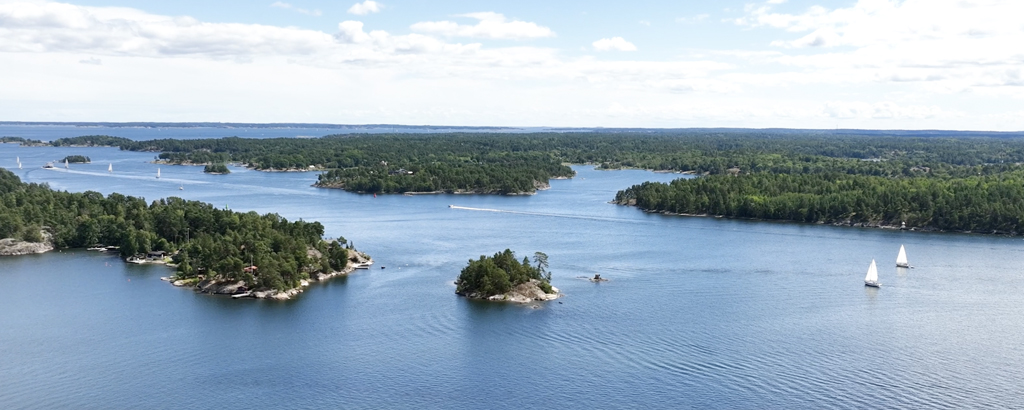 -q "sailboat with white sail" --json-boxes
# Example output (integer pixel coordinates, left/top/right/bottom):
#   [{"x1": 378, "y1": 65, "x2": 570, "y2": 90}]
[
  {"x1": 108, "y1": 163, "x2": 112, "y2": 173},
  {"x1": 864, "y1": 259, "x2": 880, "y2": 287},
  {"x1": 157, "y1": 168, "x2": 161, "y2": 179},
  {"x1": 64, "y1": 159, "x2": 69, "y2": 169},
  {"x1": 896, "y1": 245, "x2": 910, "y2": 268},
  {"x1": 897, "y1": 243, "x2": 913, "y2": 268}
]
